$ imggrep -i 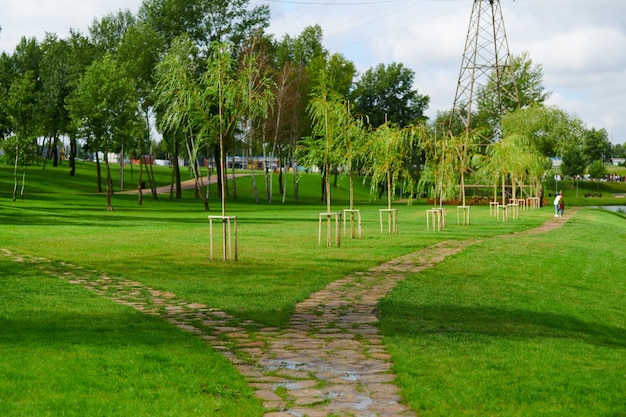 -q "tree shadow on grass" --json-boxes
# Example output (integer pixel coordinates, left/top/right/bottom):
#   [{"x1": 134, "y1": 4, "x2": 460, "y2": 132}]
[{"x1": 380, "y1": 302, "x2": 626, "y2": 349}]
